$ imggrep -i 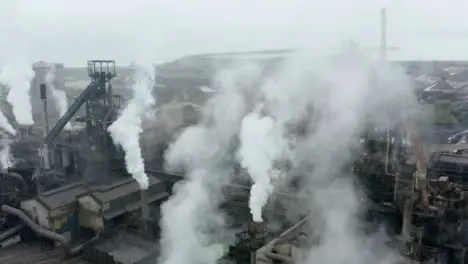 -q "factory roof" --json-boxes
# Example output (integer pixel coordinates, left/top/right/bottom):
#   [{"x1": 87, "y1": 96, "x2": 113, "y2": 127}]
[
  {"x1": 92, "y1": 230, "x2": 158, "y2": 264},
  {"x1": 425, "y1": 80, "x2": 455, "y2": 92},
  {"x1": 431, "y1": 152, "x2": 468, "y2": 166},
  {"x1": 36, "y1": 174, "x2": 166, "y2": 210},
  {"x1": 450, "y1": 70, "x2": 468, "y2": 82},
  {"x1": 89, "y1": 175, "x2": 164, "y2": 205},
  {"x1": 38, "y1": 182, "x2": 88, "y2": 209}
]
